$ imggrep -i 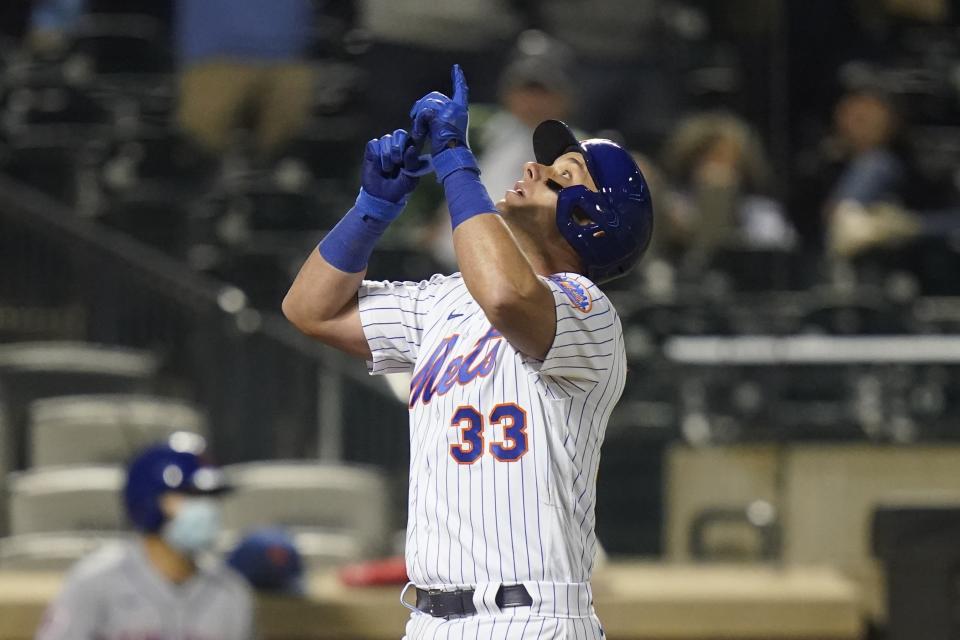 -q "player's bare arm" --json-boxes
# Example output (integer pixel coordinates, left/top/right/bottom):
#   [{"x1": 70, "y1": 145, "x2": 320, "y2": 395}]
[
  {"x1": 283, "y1": 129, "x2": 428, "y2": 358},
  {"x1": 283, "y1": 252, "x2": 369, "y2": 358},
  {"x1": 411, "y1": 66, "x2": 560, "y2": 358},
  {"x1": 451, "y1": 214, "x2": 556, "y2": 358}
]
